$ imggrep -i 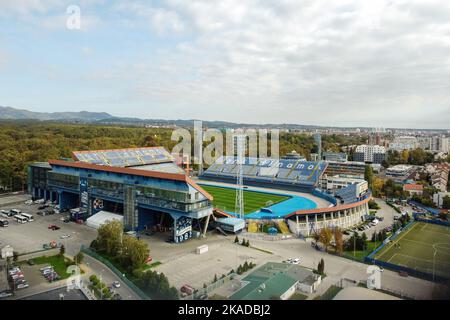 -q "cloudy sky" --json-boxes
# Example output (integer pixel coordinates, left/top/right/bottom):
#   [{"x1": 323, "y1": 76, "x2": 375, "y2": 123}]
[{"x1": 0, "y1": 0, "x2": 449, "y2": 128}]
